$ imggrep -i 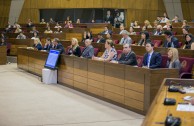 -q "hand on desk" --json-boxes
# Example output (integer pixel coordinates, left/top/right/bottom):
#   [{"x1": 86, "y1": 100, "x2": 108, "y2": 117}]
[{"x1": 110, "y1": 60, "x2": 118, "y2": 64}]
